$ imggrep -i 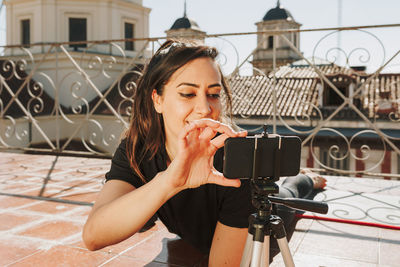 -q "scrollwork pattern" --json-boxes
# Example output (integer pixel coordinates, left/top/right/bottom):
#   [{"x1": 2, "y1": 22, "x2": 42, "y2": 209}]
[
  {"x1": 0, "y1": 31, "x2": 398, "y2": 167},
  {"x1": 312, "y1": 29, "x2": 386, "y2": 74},
  {"x1": 78, "y1": 42, "x2": 127, "y2": 79},
  {"x1": 367, "y1": 207, "x2": 400, "y2": 225}
]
